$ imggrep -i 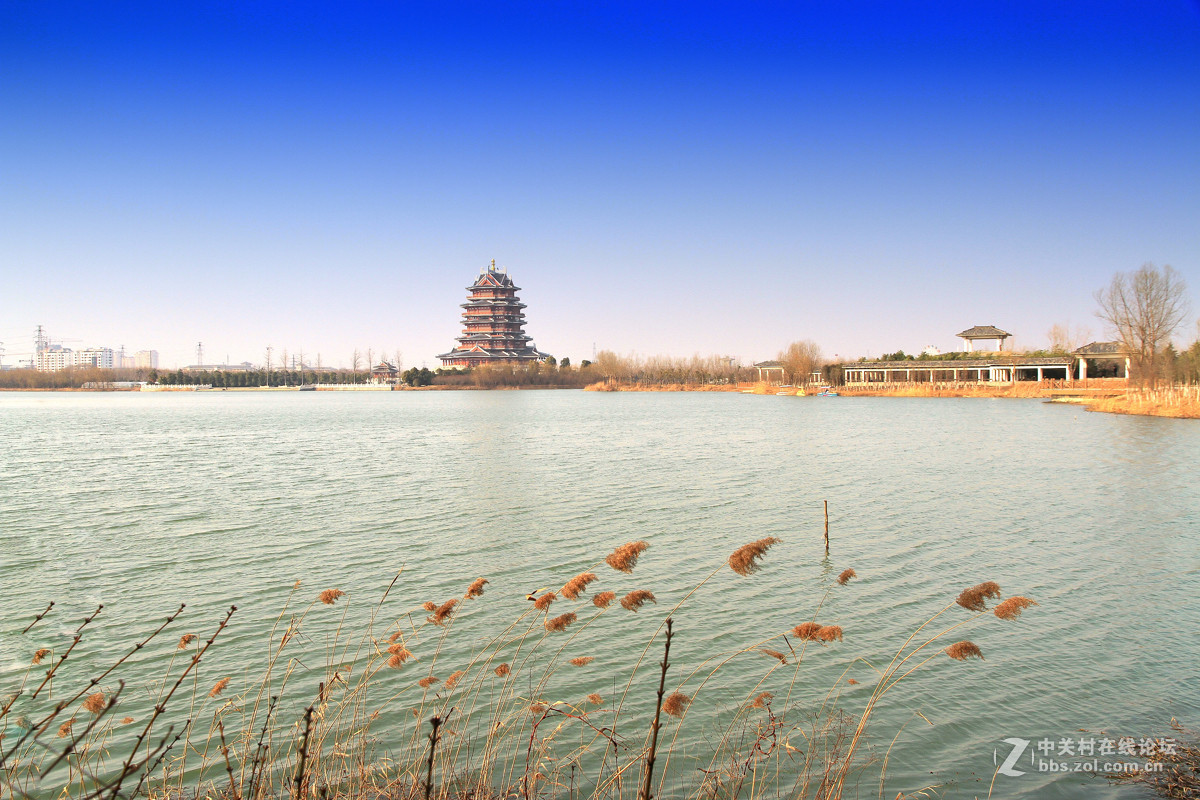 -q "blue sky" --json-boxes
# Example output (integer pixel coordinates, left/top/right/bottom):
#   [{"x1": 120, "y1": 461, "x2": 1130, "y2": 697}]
[{"x1": 2, "y1": 1, "x2": 1199, "y2": 368}]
